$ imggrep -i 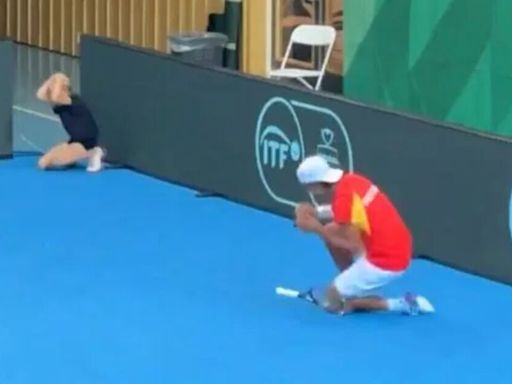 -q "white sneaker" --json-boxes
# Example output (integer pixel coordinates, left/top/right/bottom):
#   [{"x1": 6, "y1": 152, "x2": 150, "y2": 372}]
[
  {"x1": 404, "y1": 293, "x2": 435, "y2": 315},
  {"x1": 416, "y1": 296, "x2": 436, "y2": 314},
  {"x1": 87, "y1": 147, "x2": 105, "y2": 173}
]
